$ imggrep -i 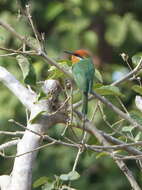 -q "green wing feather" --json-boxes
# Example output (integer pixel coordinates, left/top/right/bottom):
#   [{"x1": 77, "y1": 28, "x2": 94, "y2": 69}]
[{"x1": 72, "y1": 58, "x2": 95, "y2": 114}]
